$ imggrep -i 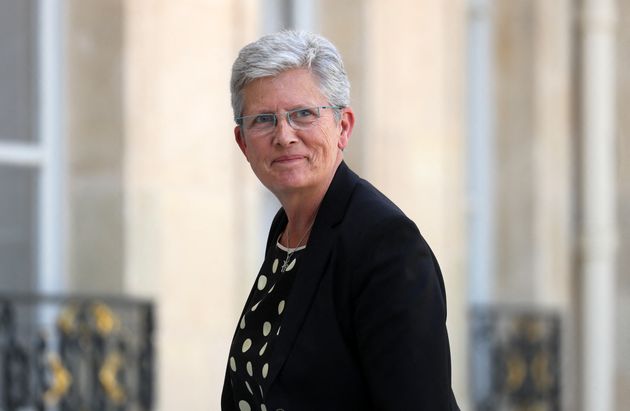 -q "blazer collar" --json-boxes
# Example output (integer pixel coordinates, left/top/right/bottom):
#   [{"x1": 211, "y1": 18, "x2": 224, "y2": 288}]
[
  {"x1": 313, "y1": 161, "x2": 358, "y2": 229},
  {"x1": 264, "y1": 161, "x2": 359, "y2": 393}
]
